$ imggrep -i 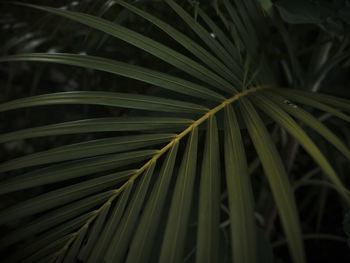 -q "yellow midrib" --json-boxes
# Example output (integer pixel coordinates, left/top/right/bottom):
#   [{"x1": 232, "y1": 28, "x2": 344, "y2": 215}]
[{"x1": 50, "y1": 85, "x2": 271, "y2": 262}]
